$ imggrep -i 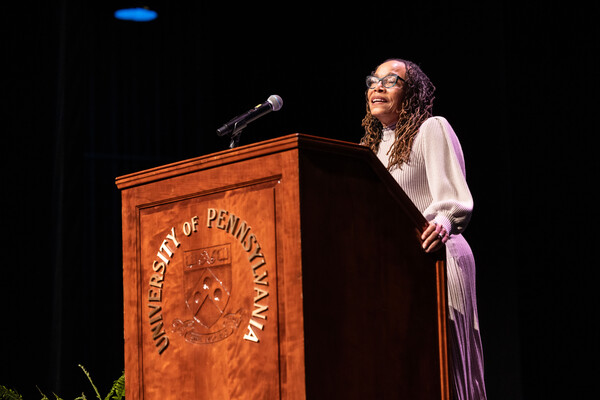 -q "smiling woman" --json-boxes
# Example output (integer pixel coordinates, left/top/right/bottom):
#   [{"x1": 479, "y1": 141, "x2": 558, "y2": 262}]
[
  {"x1": 365, "y1": 60, "x2": 407, "y2": 127},
  {"x1": 360, "y1": 58, "x2": 487, "y2": 400},
  {"x1": 362, "y1": 59, "x2": 435, "y2": 168}
]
